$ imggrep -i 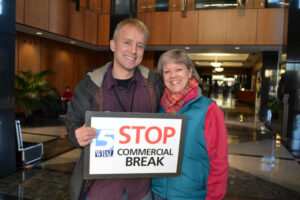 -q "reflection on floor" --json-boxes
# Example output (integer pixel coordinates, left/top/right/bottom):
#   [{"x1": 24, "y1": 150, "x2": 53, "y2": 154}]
[{"x1": 1, "y1": 94, "x2": 300, "y2": 200}]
